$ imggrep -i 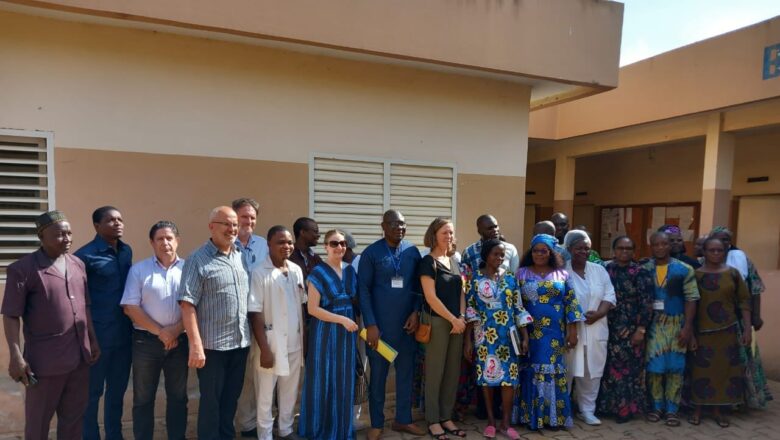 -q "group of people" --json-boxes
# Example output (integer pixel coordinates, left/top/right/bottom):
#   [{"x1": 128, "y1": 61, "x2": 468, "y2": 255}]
[{"x1": 1, "y1": 201, "x2": 771, "y2": 440}]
